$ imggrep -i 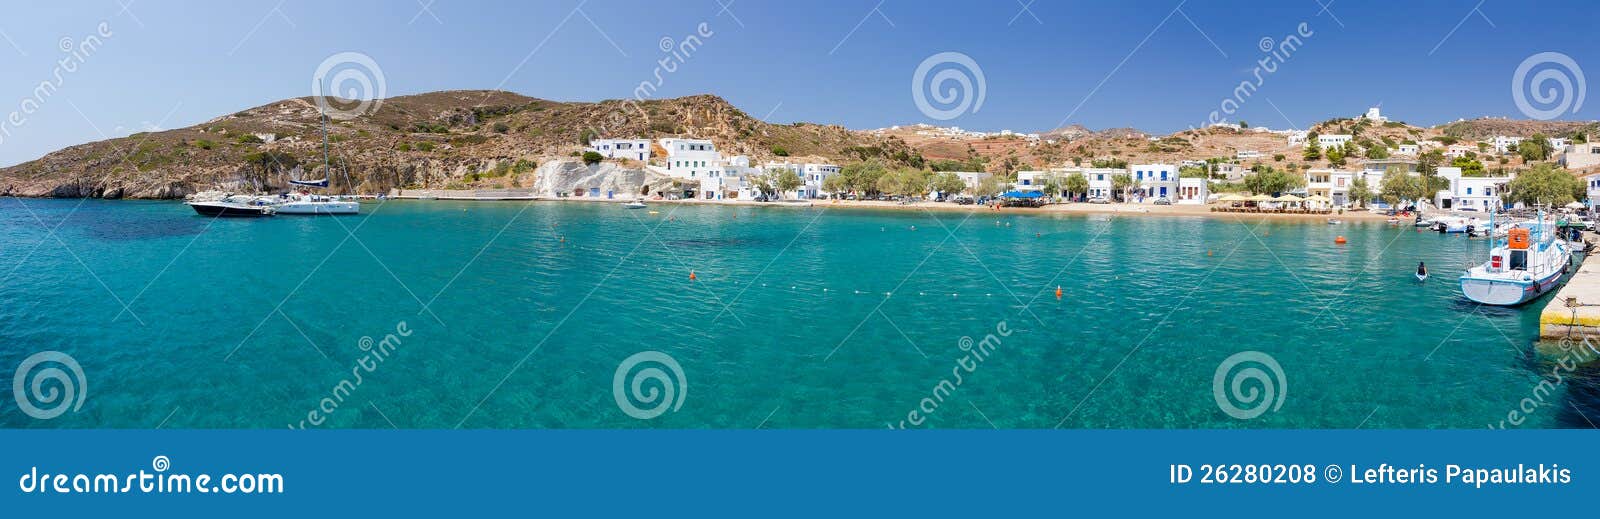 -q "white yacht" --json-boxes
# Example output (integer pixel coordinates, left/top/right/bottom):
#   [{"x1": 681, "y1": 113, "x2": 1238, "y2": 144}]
[
  {"x1": 1460, "y1": 213, "x2": 1573, "y2": 306},
  {"x1": 274, "y1": 111, "x2": 360, "y2": 215}
]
